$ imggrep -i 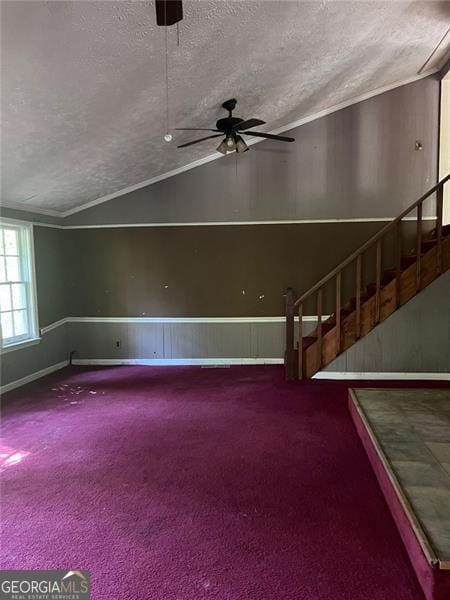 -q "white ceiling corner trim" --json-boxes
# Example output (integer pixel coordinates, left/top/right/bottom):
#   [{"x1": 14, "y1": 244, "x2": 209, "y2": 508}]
[
  {"x1": 61, "y1": 68, "x2": 440, "y2": 218},
  {"x1": 0, "y1": 200, "x2": 61, "y2": 218}
]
